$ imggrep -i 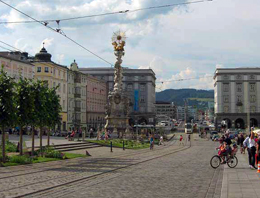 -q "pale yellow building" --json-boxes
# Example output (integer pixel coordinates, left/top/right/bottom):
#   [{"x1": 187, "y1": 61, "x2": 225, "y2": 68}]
[
  {"x1": 32, "y1": 47, "x2": 68, "y2": 131},
  {"x1": 0, "y1": 51, "x2": 34, "y2": 81}
]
